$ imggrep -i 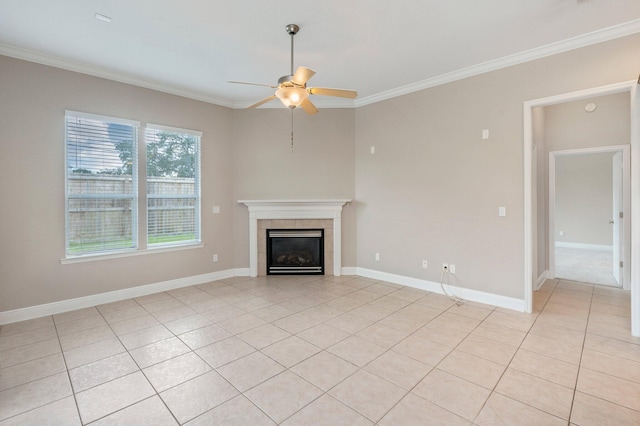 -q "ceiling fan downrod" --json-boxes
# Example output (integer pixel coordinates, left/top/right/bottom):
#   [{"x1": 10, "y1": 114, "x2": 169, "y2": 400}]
[{"x1": 285, "y1": 24, "x2": 299, "y2": 76}]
